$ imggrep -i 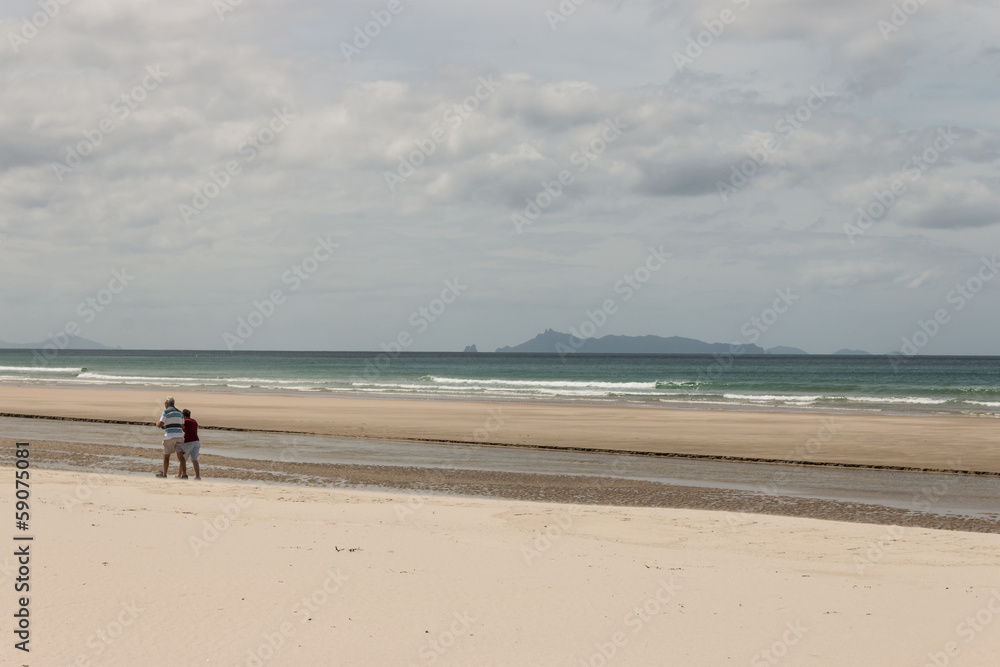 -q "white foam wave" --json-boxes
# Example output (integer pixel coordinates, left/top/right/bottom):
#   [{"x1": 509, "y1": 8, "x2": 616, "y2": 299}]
[
  {"x1": 429, "y1": 376, "x2": 657, "y2": 390},
  {"x1": 354, "y1": 382, "x2": 434, "y2": 390},
  {"x1": 357, "y1": 378, "x2": 658, "y2": 397},
  {"x1": 658, "y1": 398, "x2": 736, "y2": 406},
  {"x1": 78, "y1": 372, "x2": 217, "y2": 383},
  {"x1": 3, "y1": 366, "x2": 994, "y2": 412},
  {"x1": 717, "y1": 393, "x2": 955, "y2": 406},
  {"x1": 226, "y1": 377, "x2": 330, "y2": 385},
  {"x1": 722, "y1": 393, "x2": 821, "y2": 403},
  {"x1": 847, "y1": 396, "x2": 948, "y2": 405}
]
